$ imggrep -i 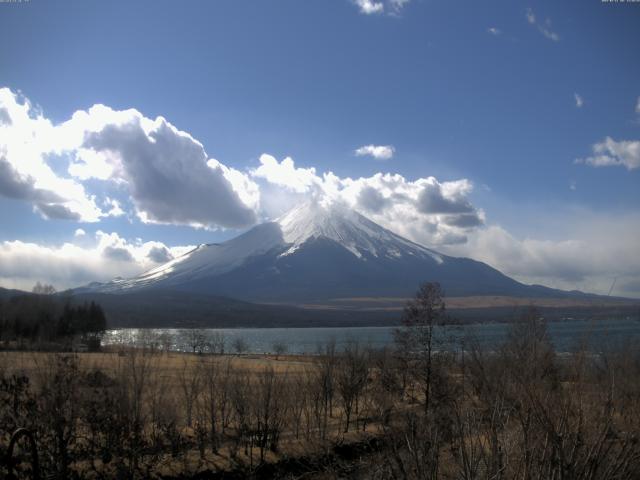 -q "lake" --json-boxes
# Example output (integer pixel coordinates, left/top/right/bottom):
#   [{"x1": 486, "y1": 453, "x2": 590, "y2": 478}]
[{"x1": 102, "y1": 318, "x2": 640, "y2": 354}]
